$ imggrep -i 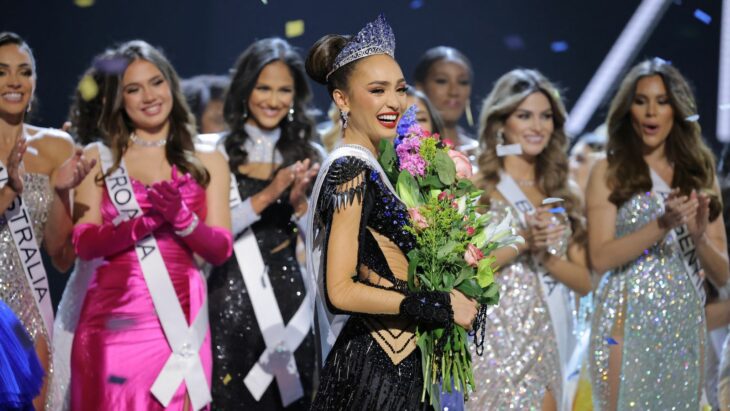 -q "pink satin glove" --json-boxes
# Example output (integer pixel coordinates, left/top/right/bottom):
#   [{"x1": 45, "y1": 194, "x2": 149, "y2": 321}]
[
  {"x1": 148, "y1": 165, "x2": 232, "y2": 266},
  {"x1": 73, "y1": 212, "x2": 166, "y2": 260}
]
